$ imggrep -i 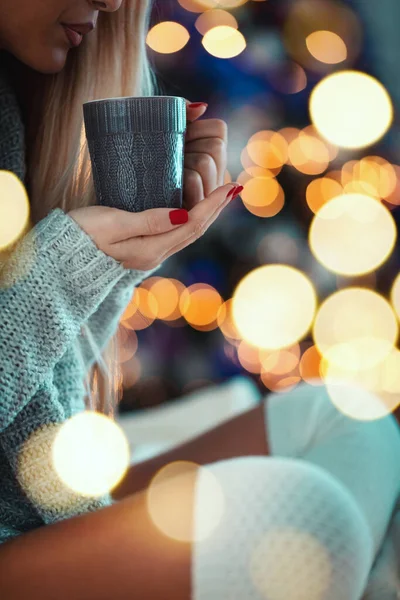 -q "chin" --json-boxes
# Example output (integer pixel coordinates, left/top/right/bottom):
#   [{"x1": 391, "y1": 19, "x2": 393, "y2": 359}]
[
  {"x1": 30, "y1": 51, "x2": 68, "y2": 74},
  {"x1": 11, "y1": 46, "x2": 68, "y2": 75}
]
